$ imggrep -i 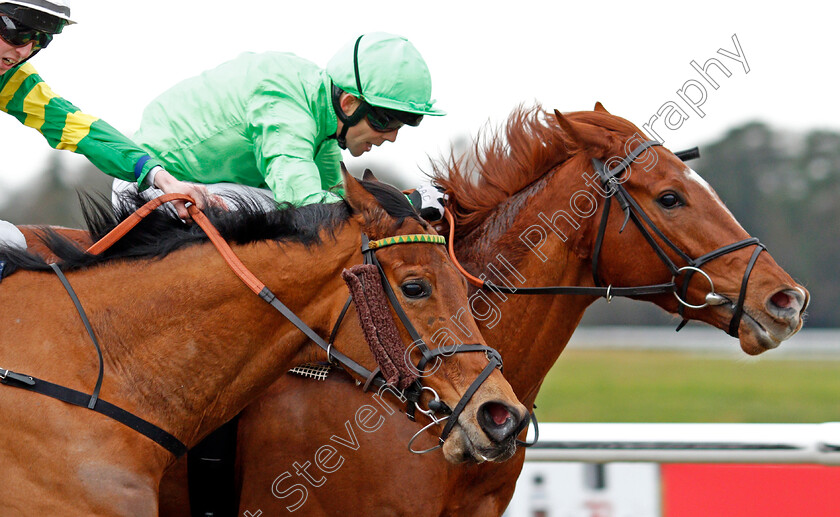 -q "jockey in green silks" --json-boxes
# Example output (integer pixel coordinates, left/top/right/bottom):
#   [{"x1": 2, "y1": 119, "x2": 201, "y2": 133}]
[
  {"x1": 0, "y1": 0, "x2": 218, "y2": 251},
  {"x1": 113, "y1": 32, "x2": 447, "y2": 218}
]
